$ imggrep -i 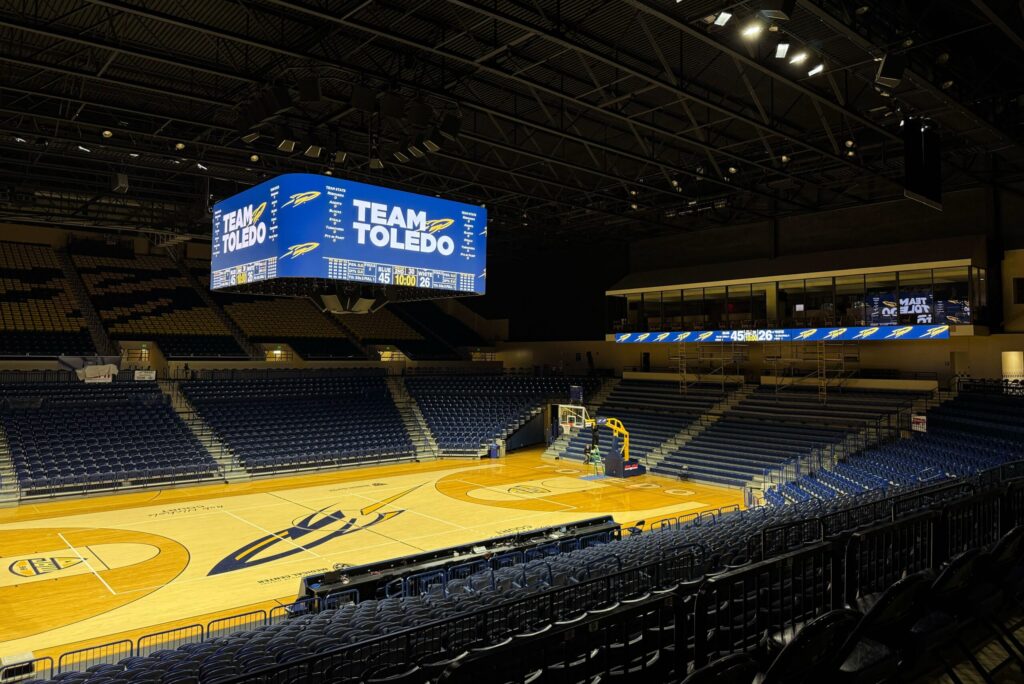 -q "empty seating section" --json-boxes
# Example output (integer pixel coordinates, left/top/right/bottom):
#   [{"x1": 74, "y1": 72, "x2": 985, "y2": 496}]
[
  {"x1": 0, "y1": 381, "x2": 218, "y2": 494},
  {"x1": 655, "y1": 387, "x2": 925, "y2": 488},
  {"x1": 407, "y1": 375, "x2": 600, "y2": 453},
  {"x1": 778, "y1": 391, "x2": 1024, "y2": 503},
  {"x1": 31, "y1": 421, "x2": 1024, "y2": 684},
  {"x1": 395, "y1": 300, "x2": 487, "y2": 347},
  {"x1": 0, "y1": 242, "x2": 93, "y2": 357},
  {"x1": 560, "y1": 380, "x2": 724, "y2": 463},
  {"x1": 334, "y1": 308, "x2": 422, "y2": 342},
  {"x1": 334, "y1": 308, "x2": 453, "y2": 360},
  {"x1": 72, "y1": 253, "x2": 244, "y2": 359},
  {"x1": 182, "y1": 374, "x2": 413, "y2": 472},
  {"x1": 219, "y1": 296, "x2": 363, "y2": 360}
]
